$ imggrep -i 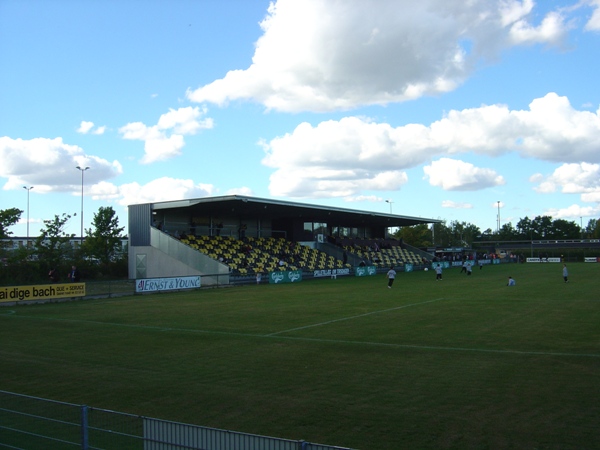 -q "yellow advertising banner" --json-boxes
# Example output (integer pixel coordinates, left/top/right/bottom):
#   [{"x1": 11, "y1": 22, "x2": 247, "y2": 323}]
[{"x1": 0, "y1": 283, "x2": 86, "y2": 303}]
